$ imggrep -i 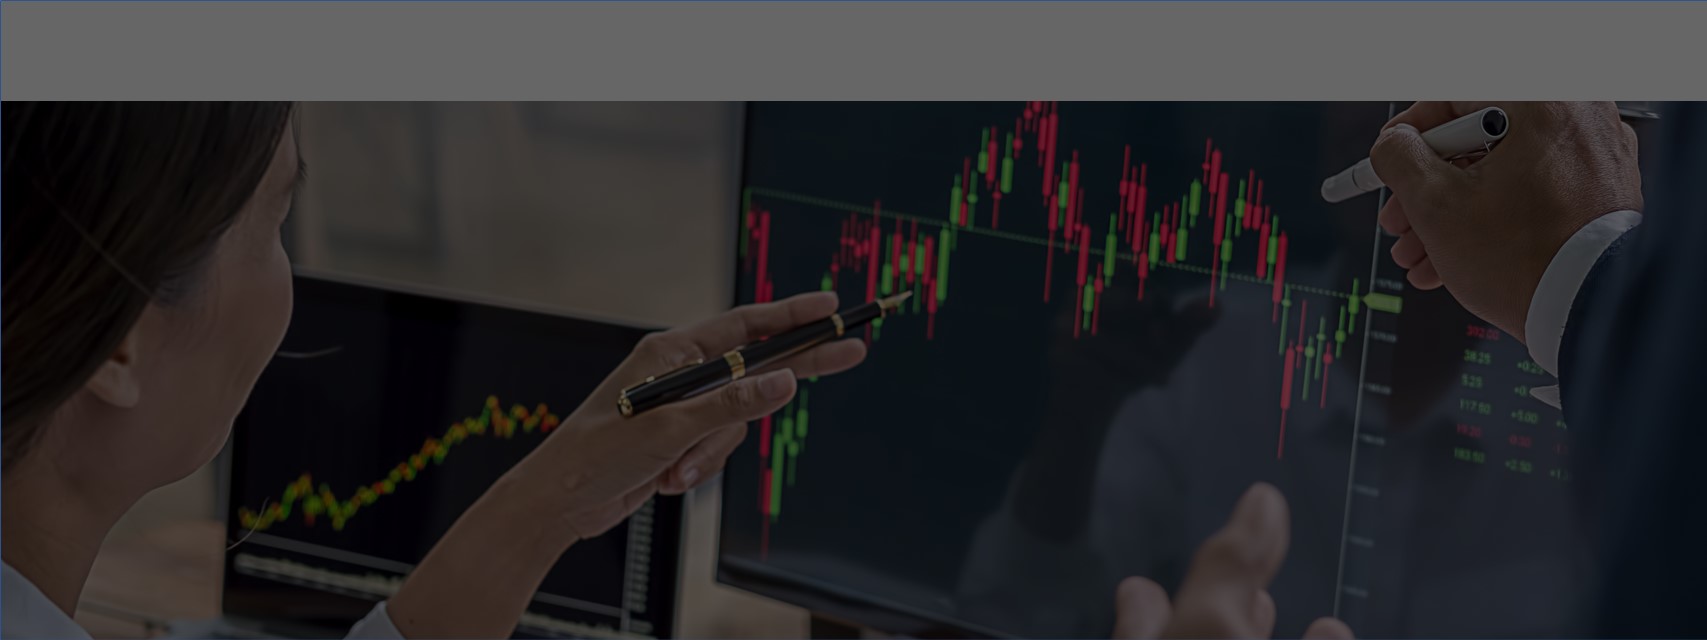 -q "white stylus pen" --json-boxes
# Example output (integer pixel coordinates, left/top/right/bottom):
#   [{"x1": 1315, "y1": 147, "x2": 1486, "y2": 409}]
[{"x1": 1320, "y1": 107, "x2": 1509, "y2": 203}]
